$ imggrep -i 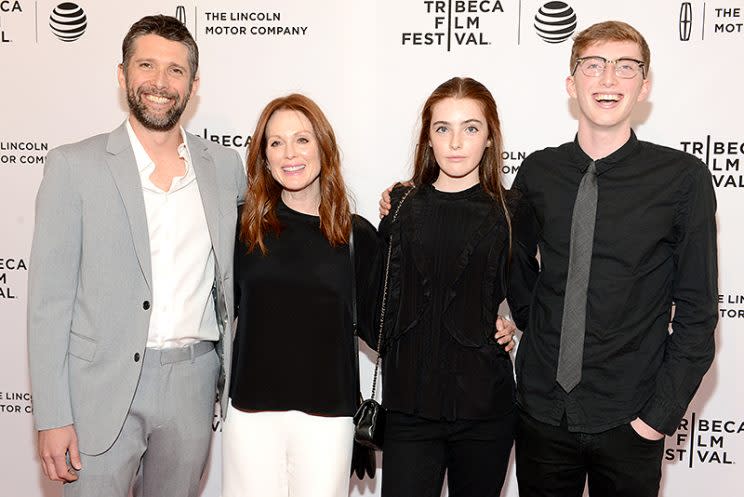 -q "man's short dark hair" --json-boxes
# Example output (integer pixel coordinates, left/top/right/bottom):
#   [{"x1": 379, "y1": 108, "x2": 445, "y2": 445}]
[{"x1": 122, "y1": 15, "x2": 198, "y2": 80}]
